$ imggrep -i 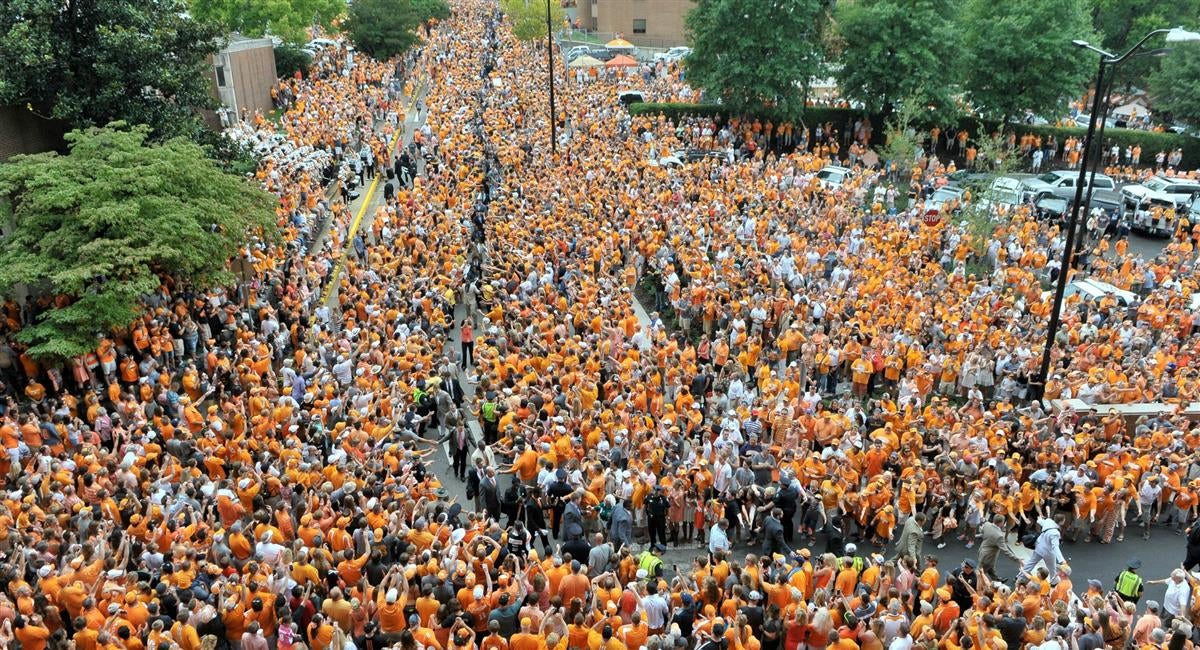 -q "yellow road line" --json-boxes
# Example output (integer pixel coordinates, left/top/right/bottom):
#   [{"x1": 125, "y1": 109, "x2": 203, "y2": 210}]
[{"x1": 321, "y1": 80, "x2": 426, "y2": 306}]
